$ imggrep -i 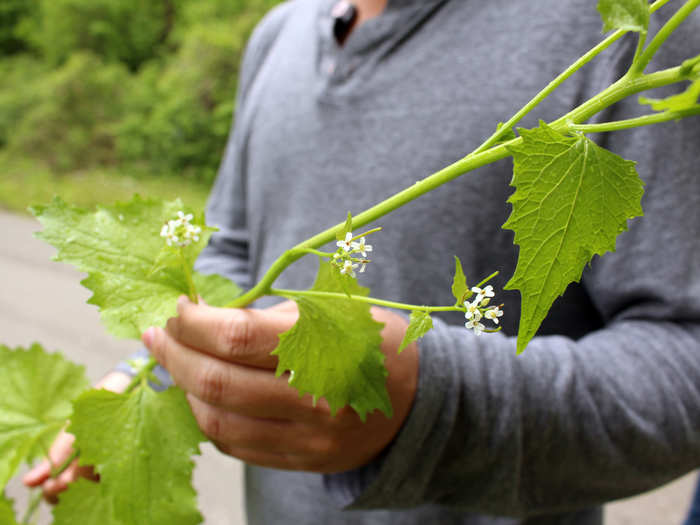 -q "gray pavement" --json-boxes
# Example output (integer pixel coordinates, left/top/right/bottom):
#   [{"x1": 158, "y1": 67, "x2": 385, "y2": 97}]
[{"x1": 1, "y1": 209, "x2": 696, "y2": 524}]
